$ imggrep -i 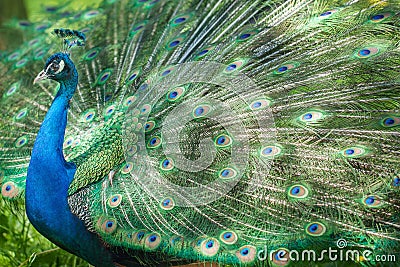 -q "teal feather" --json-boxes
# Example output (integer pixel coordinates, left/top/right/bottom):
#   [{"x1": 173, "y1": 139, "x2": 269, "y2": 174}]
[{"x1": 0, "y1": 0, "x2": 400, "y2": 266}]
